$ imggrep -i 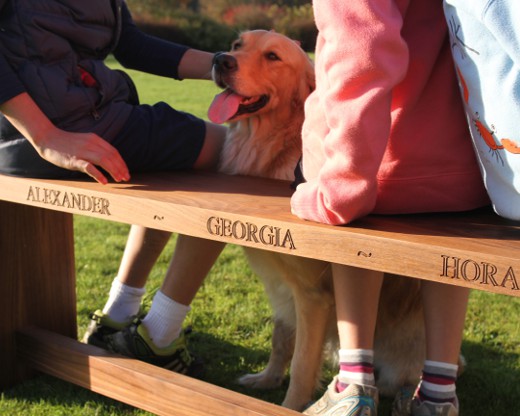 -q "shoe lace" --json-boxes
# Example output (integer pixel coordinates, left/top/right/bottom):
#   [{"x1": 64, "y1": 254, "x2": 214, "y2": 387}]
[{"x1": 179, "y1": 347, "x2": 194, "y2": 367}]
